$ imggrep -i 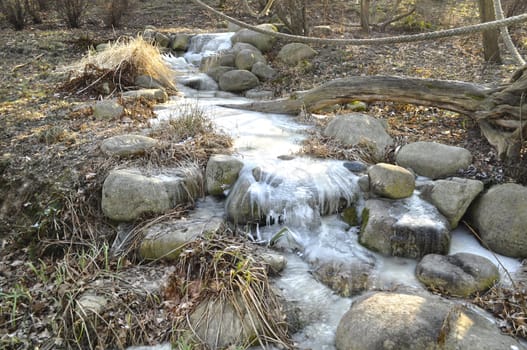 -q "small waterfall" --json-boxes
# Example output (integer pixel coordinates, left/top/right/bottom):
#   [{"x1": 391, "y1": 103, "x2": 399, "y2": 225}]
[
  {"x1": 184, "y1": 32, "x2": 234, "y2": 66},
  {"x1": 226, "y1": 158, "x2": 361, "y2": 236}
]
